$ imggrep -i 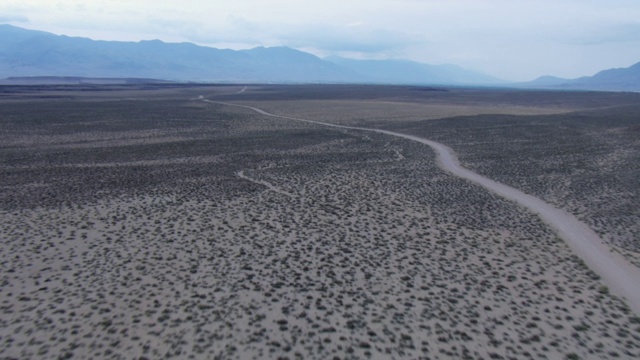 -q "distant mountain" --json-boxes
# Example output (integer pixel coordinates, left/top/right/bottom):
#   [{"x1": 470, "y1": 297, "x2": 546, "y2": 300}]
[
  {"x1": 568, "y1": 62, "x2": 640, "y2": 91},
  {"x1": 518, "y1": 75, "x2": 570, "y2": 88},
  {"x1": 0, "y1": 24, "x2": 502, "y2": 85},
  {"x1": 0, "y1": 24, "x2": 359, "y2": 83},
  {"x1": 517, "y1": 63, "x2": 640, "y2": 92},
  {"x1": 325, "y1": 56, "x2": 505, "y2": 85}
]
